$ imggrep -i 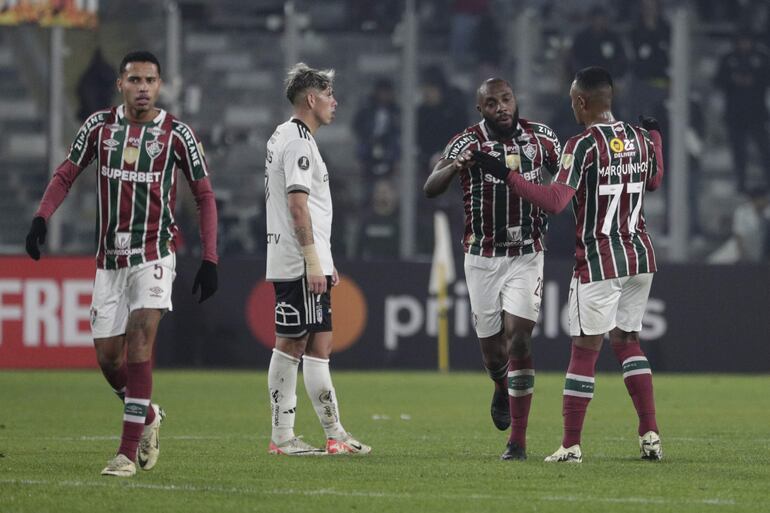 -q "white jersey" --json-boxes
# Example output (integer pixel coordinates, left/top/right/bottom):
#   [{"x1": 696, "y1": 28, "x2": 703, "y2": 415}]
[{"x1": 265, "y1": 118, "x2": 334, "y2": 280}]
